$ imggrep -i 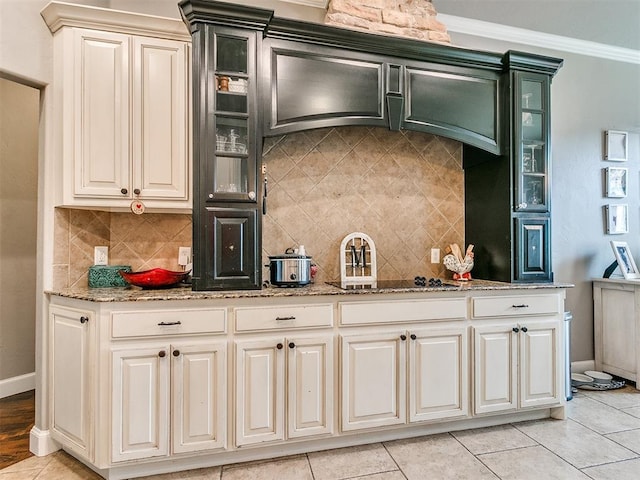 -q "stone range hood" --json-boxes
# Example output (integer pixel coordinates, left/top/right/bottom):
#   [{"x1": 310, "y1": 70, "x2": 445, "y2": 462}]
[{"x1": 180, "y1": 0, "x2": 562, "y2": 156}]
